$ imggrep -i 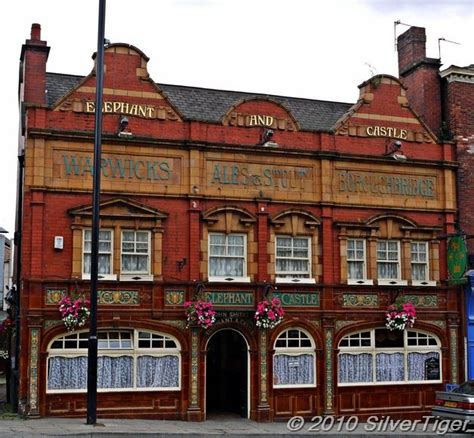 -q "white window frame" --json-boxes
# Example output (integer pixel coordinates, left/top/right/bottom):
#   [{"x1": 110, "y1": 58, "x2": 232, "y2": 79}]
[
  {"x1": 82, "y1": 229, "x2": 116, "y2": 281},
  {"x1": 208, "y1": 233, "x2": 250, "y2": 282},
  {"x1": 411, "y1": 241, "x2": 436, "y2": 286},
  {"x1": 120, "y1": 230, "x2": 153, "y2": 281},
  {"x1": 377, "y1": 240, "x2": 407, "y2": 286},
  {"x1": 46, "y1": 330, "x2": 181, "y2": 393},
  {"x1": 337, "y1": 329, "x2": 442, "y2": 387},
  {"x1": 346, "y1": 238, "x2": 373, "y2": 285},
  {"x1": 275, "y1": 235, "x2": 315, "y2": 284},
  {"x1": 273, "y1": 328, "x2": 316, "y2": 389}
]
